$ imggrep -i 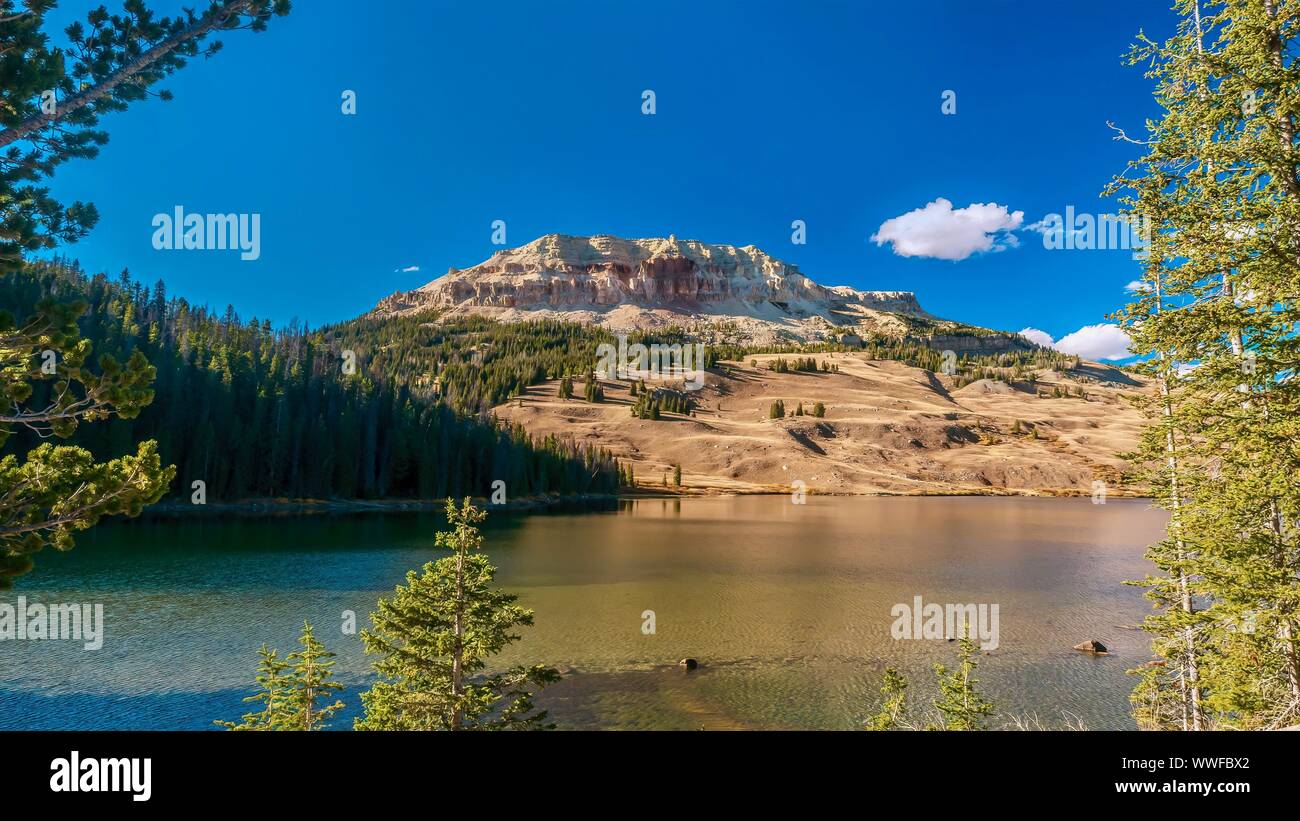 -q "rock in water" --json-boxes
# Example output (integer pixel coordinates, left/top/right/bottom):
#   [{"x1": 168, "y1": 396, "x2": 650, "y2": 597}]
[
  {"x1": 678, "y1": 658, "x2": 698, "y2": 671},
  {"x1": 1074, "y1": 639, "x2": 1108, "y2": 654}
]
